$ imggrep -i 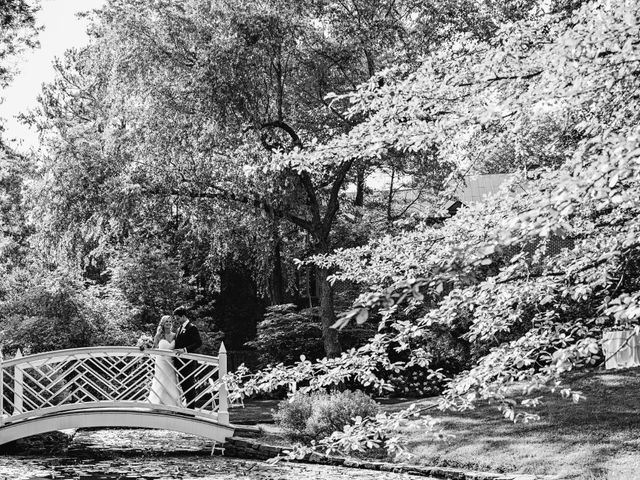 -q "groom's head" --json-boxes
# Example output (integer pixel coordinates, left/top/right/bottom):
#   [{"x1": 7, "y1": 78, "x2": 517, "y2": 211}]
[{"x1": 172, "y1": 305, "x2": 189, "y2": 326}]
